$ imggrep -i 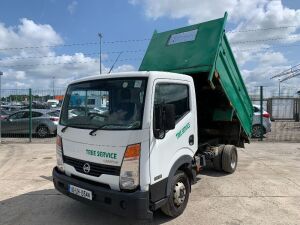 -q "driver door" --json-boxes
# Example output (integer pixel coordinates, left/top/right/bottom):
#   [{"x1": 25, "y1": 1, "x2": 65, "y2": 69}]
[{"x1": 149, "y1": 79, "x2": 197, "y2": 185}]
